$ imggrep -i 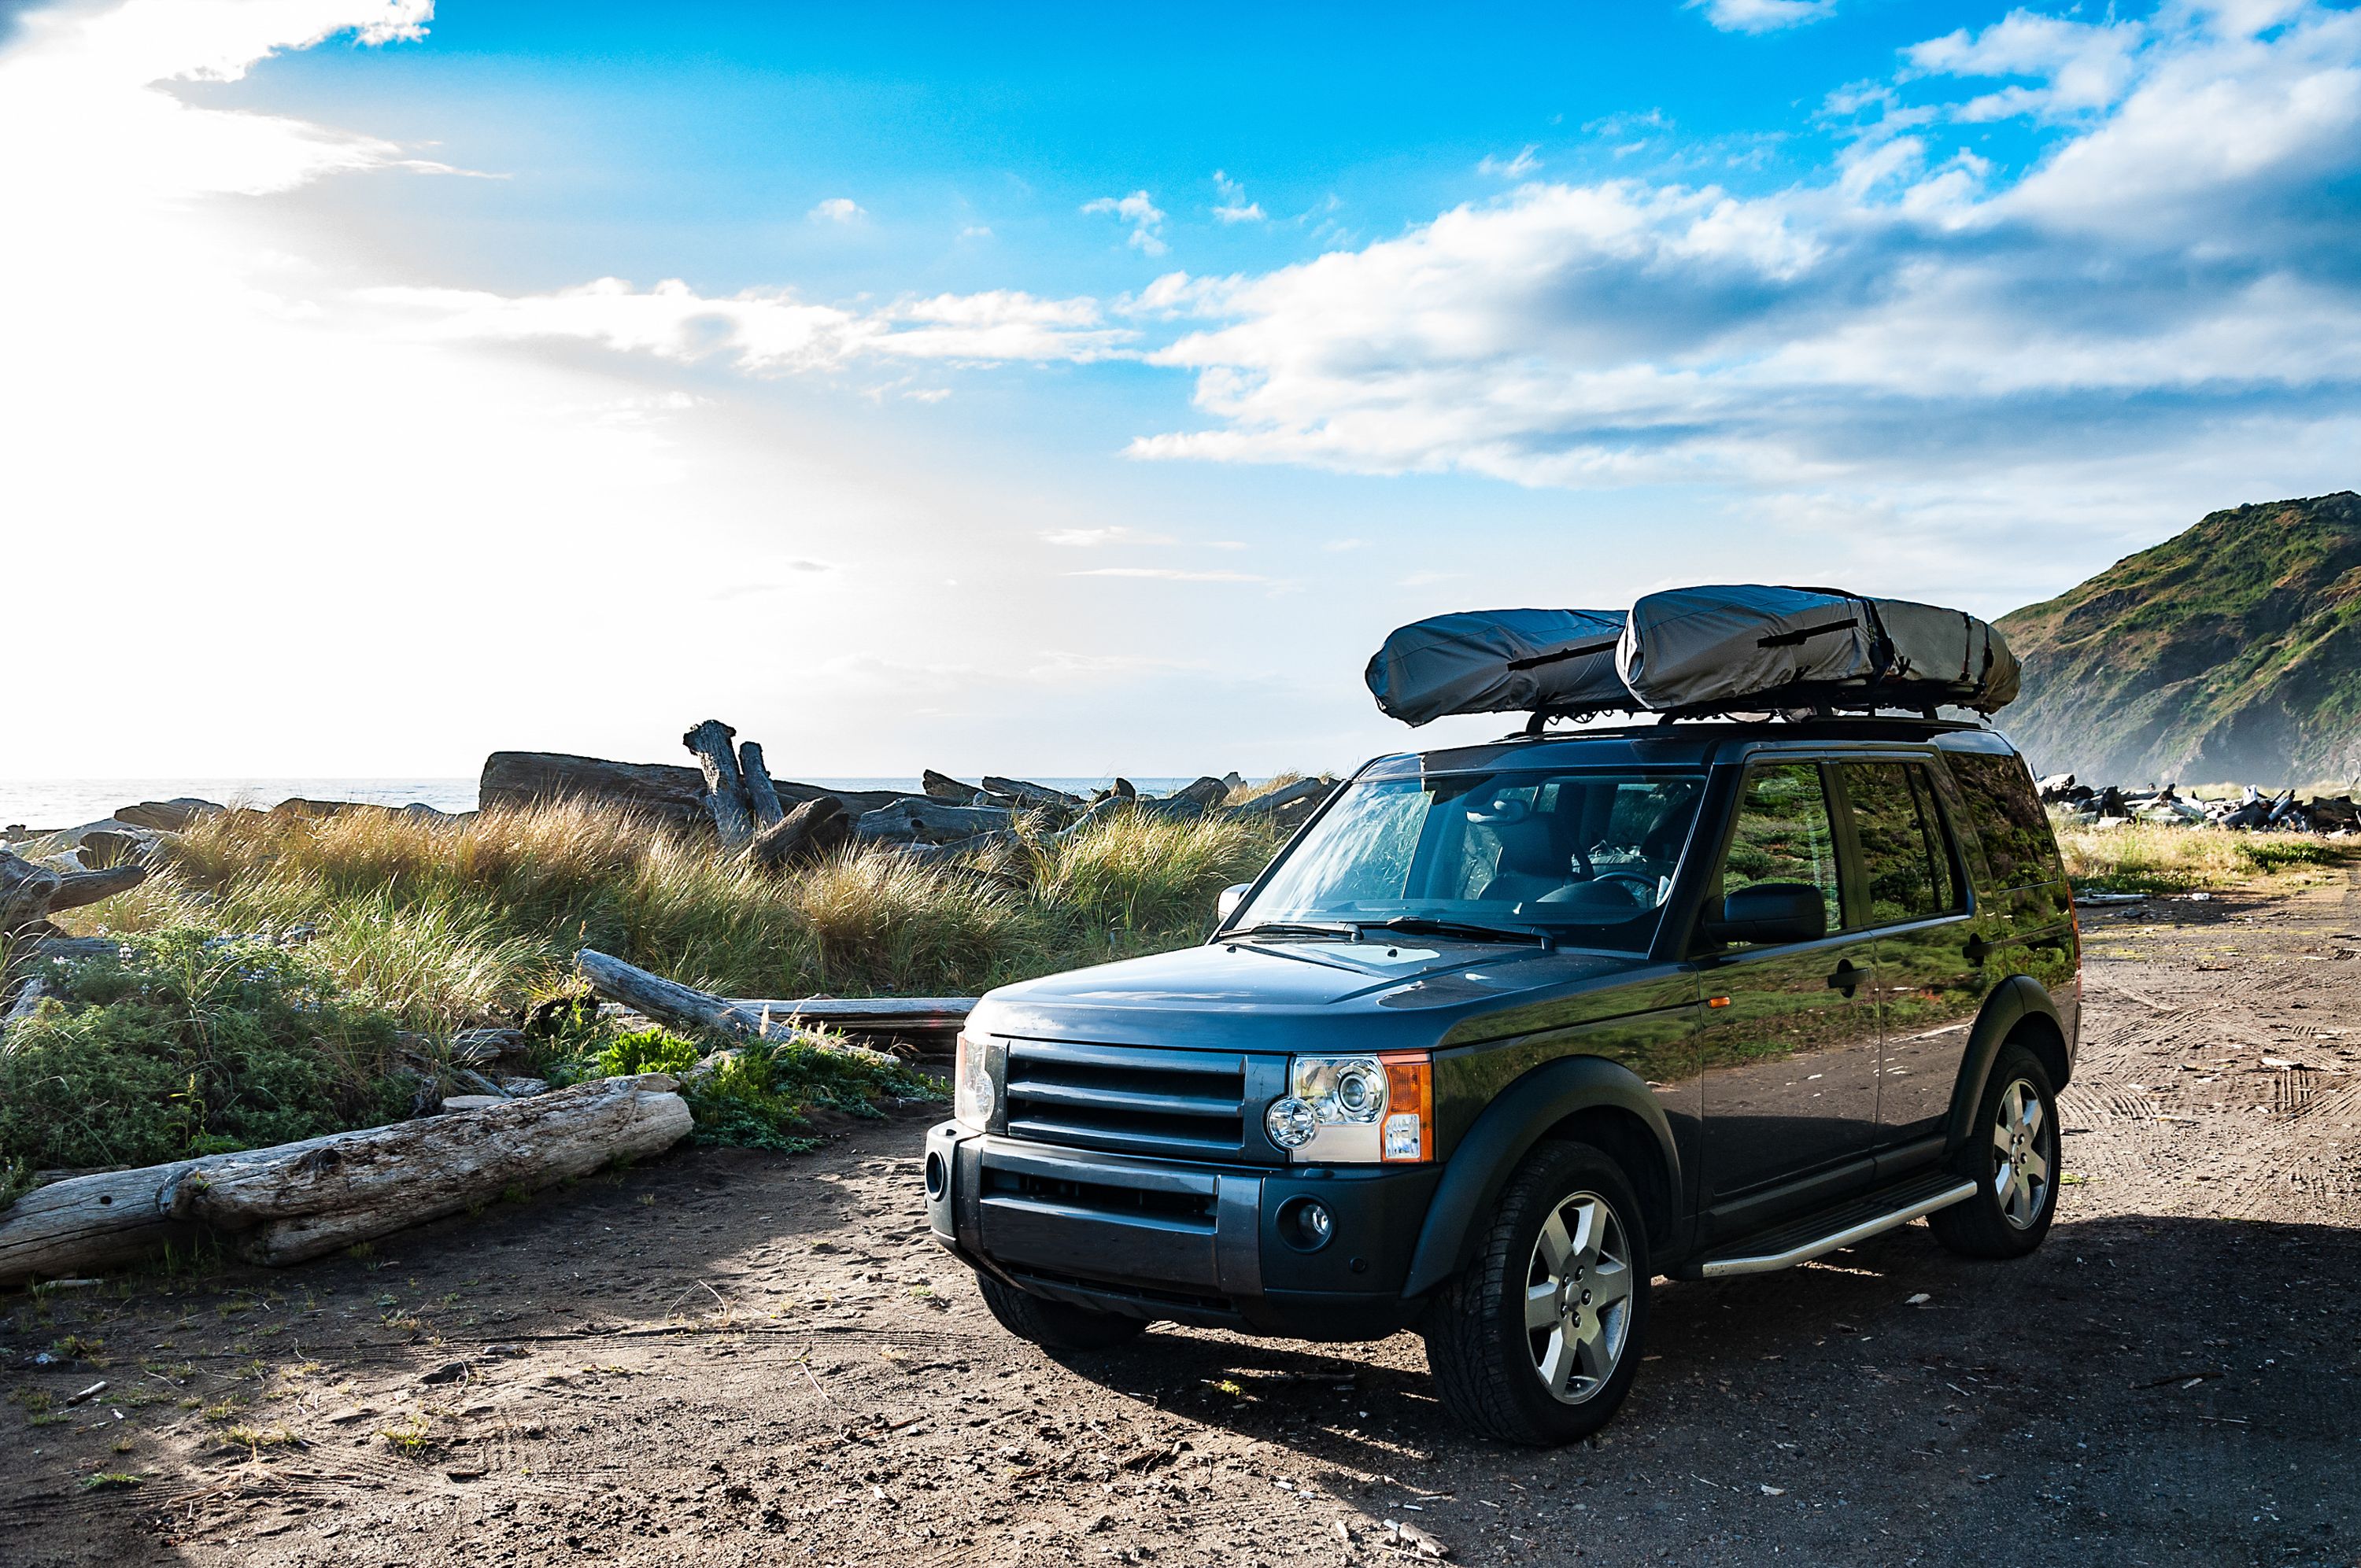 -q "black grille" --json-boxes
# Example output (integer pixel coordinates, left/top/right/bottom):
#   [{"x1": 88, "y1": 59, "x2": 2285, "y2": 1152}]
[
  {"x1": 1003, "y1": 1040, "x2": 1251, "y2": 1157},
  {"x1": 981, "y1": 1167, "x2": 1215, "y2": 1227}
]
